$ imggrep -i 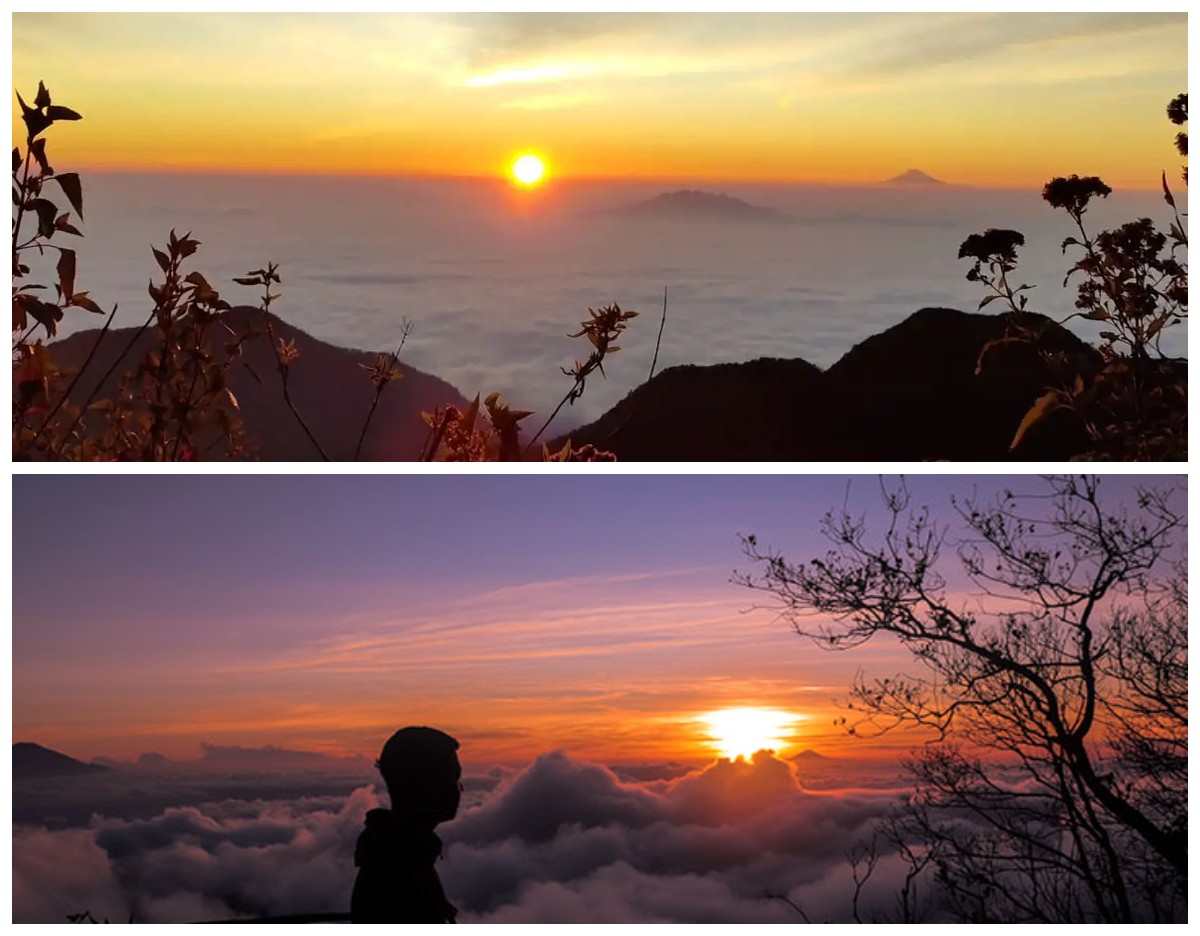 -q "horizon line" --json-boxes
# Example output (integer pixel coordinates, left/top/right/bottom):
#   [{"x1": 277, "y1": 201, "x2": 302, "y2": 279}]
[{"x1": 64, "y1": 164, "x2": 1170, "y2": 194}]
